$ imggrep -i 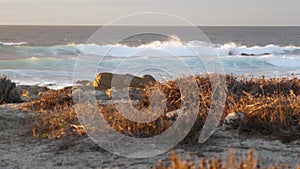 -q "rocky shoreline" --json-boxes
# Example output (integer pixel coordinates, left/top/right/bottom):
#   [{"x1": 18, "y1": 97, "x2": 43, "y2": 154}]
[{"x1": 1, "y1": 74, "x2": 300, "y2": 168}]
